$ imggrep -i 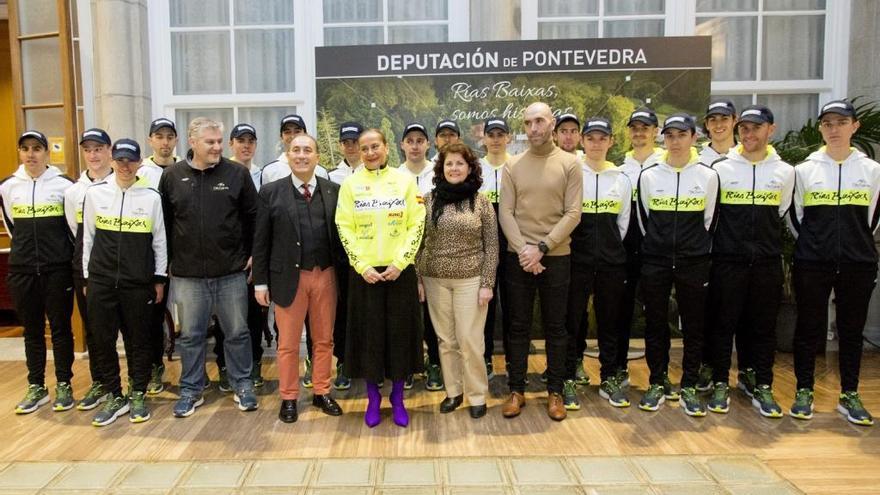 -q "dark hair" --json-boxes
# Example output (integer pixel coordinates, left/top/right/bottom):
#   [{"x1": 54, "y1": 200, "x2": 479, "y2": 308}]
[
  {"x1": 429, "y1": 142, "x2": 483, "y2": 225},
  {"x1": 432, "y1": 142, "x2": 483, "y2": 189}
]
